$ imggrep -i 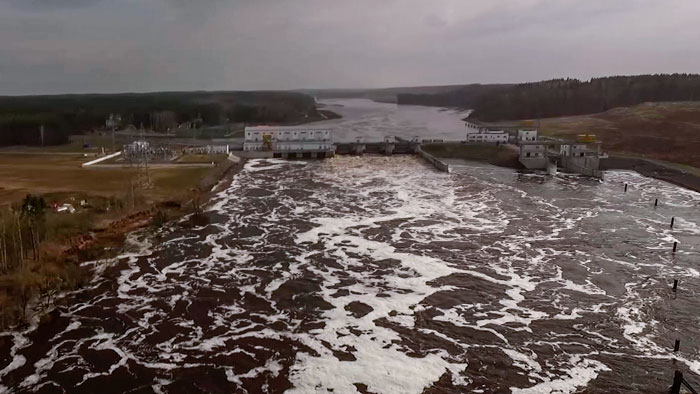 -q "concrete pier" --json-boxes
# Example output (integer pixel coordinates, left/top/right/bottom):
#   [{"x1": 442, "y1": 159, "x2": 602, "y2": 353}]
[
  {"x1": 416, "y1": 146, "x2": 452, "y2": 173},
  {"x1": 384, "y1": 143, "x2": 395, "y2": 155}
]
